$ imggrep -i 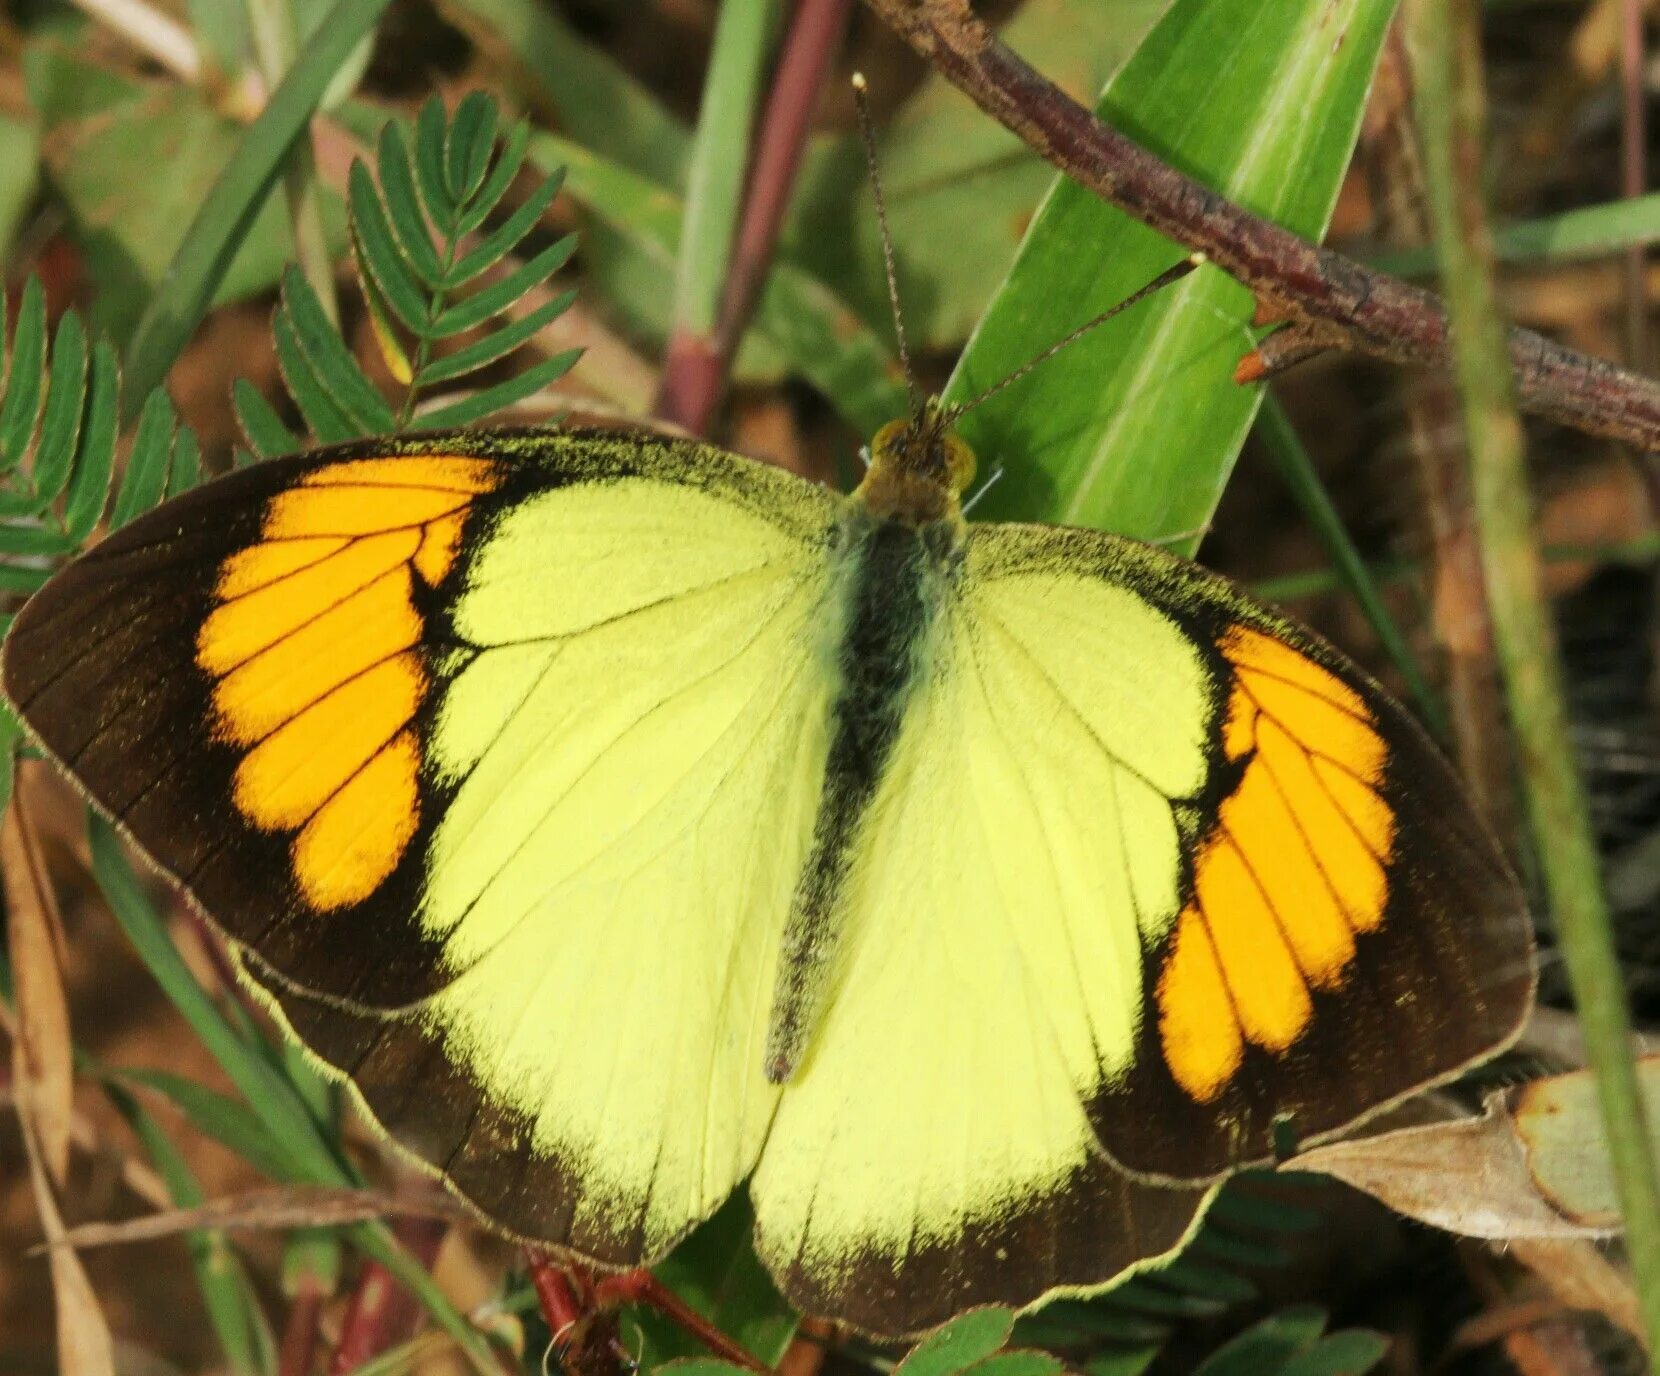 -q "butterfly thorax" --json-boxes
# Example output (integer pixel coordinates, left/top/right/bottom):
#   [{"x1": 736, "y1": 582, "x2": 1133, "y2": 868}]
[{"x1": 763, "y1": 414, "x2": 971, "y2": 1083}]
